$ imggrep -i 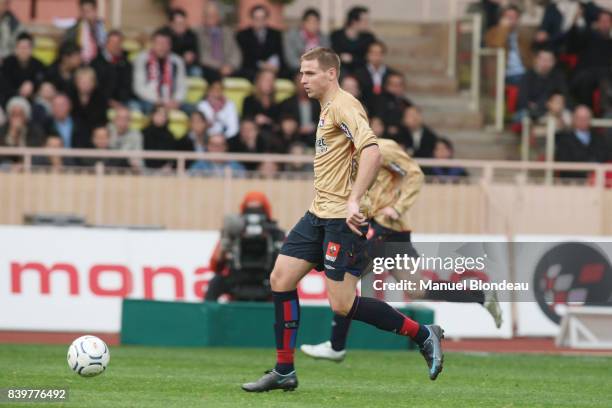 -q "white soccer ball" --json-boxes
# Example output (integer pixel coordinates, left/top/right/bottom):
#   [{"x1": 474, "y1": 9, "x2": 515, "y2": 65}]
[{"x1": 67, "y1": 335, "x2": 110, "y2": 377}]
